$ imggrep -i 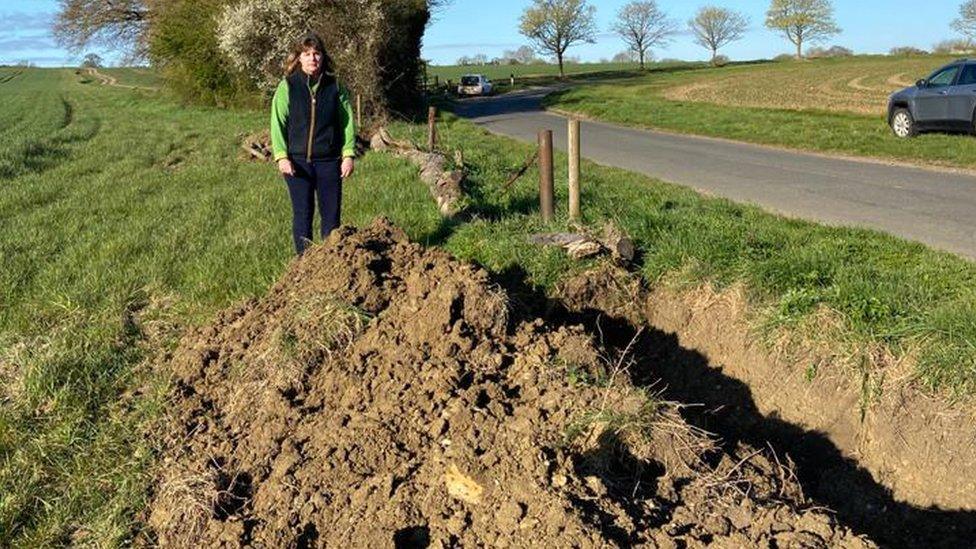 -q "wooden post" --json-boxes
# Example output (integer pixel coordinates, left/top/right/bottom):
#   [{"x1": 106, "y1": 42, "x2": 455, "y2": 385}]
[
  {"x1": 427, "y1": 106, "x2": 437, "y2": 152},
  {"x1": 568, "y1": 118, "x2": 581, "y2": 220},
  {"x1": 538, "y1": 130, "x2": 554, "y2": 223},
  {"x1": 434, "y1": 75, "x2": 439, "y2": 88},
  {"x1": 356, "y1": 94, "x2": 362, "y2": 129}
]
